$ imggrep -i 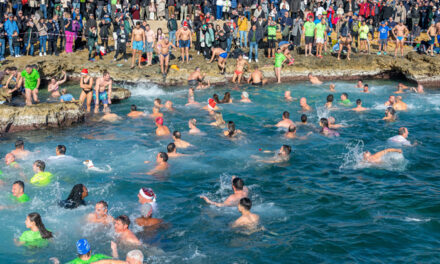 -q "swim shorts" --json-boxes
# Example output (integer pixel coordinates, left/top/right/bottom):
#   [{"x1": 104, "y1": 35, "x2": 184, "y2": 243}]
[
  {"x1": 132, "y1": 41, "x2": 144, "y2": 51},
  {"x1": 316, "y1": 37, "x2": 324, "y2": 44},
  {"x1": 305, "y1": 36, "x2": 314, "y2": 45},
  {"x1": 188, "y1": 79, "x2": 198, "y2": 87},
  {"x1": 179, "y1": 40, "x2": 190, "y2": 48},
  {"x1": 397, "y1": 36, "x2": 404, "y2": 42},
  {"x1": 429, "y1": 36, "x2": 435, "y2": 45},
  {"x1": 278, "y1": 40, "x2": 289, "y2": 47},
  {"x1": 252, "y1": 82, "x2": 262, "y2": 86},
  {"x1": 94, "y1": 91, "x2": 108, "y2": 105},
  {"x1": 219, "y1": 52, "x2": 228, "y2": 59},
  {"x1": 146, "y1": 41, "x2": 154, "y2": 52}
]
